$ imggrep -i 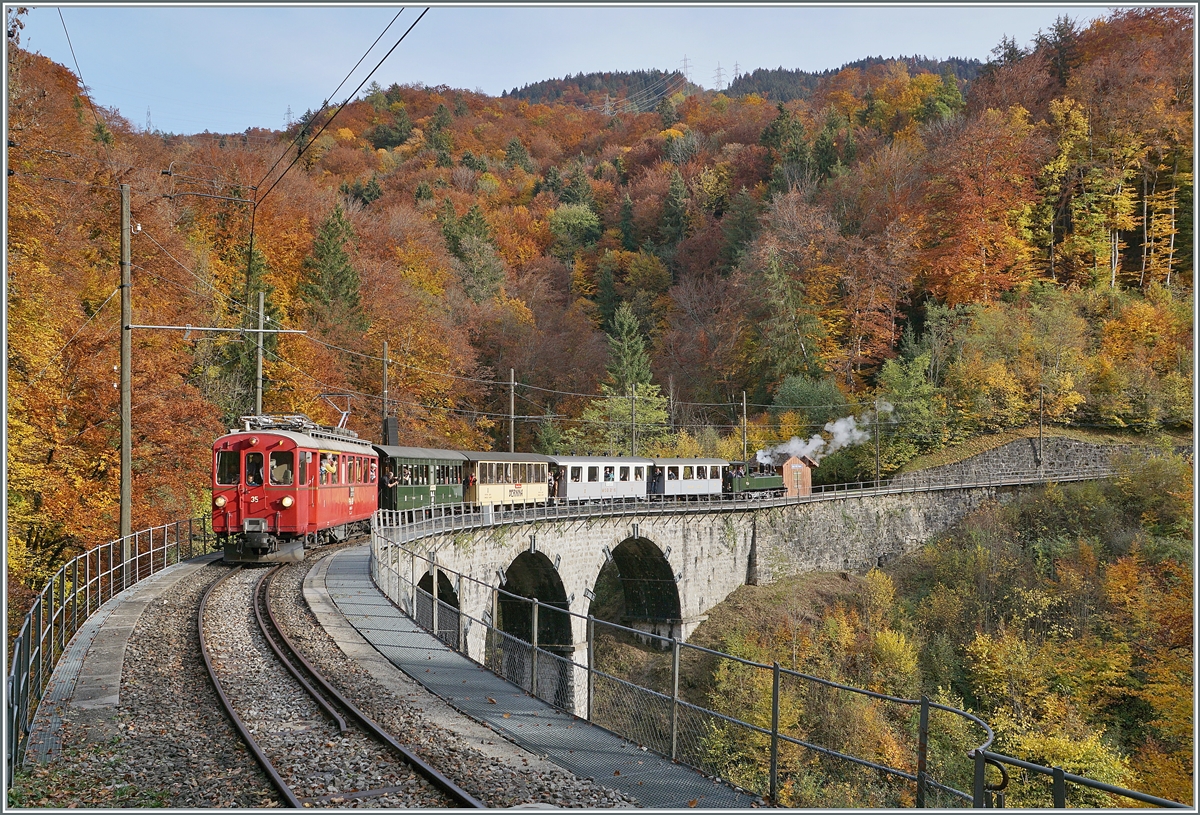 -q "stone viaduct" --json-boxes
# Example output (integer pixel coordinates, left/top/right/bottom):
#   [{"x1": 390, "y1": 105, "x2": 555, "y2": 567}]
[{"x1": 371, "y1": 437, "x2": 1132, "y2": 713}]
